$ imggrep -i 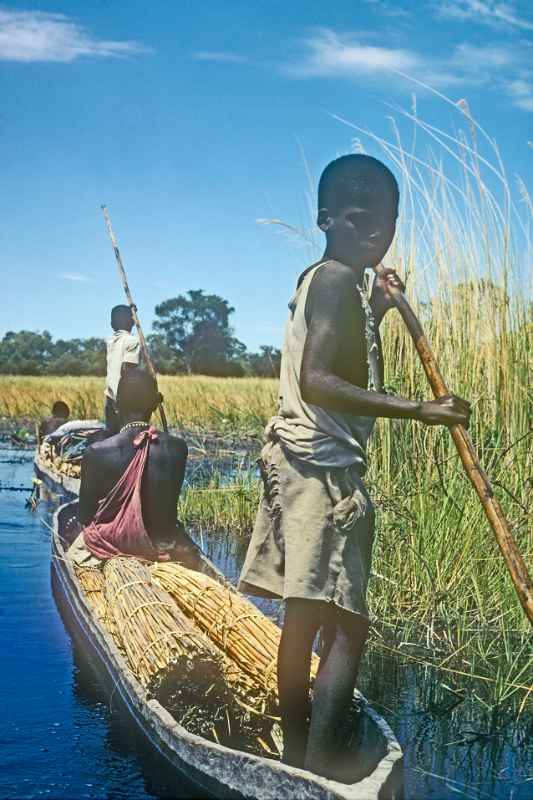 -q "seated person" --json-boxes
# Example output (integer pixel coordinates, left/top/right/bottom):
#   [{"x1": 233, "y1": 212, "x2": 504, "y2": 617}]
[
  {"x1": 38, "y1": 400, "x2": 70, "y2": 443},
  {"x1": 68, "y1": 368, "x2": 187, "y2": 566}
]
